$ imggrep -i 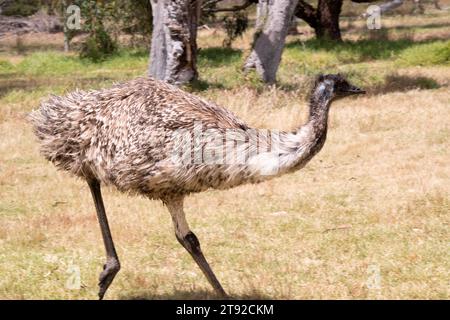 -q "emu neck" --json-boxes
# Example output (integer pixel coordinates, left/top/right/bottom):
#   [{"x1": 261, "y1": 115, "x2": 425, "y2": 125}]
[
  {"x1": 288, "y1": 86, "x2": 333, "y2": 169},
  {"x1": 307, "y1": 85, "x2": 332, "y2": 131},
  {"x1": 246, "y1": 85, "x2": 334, "y2": 178}
]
